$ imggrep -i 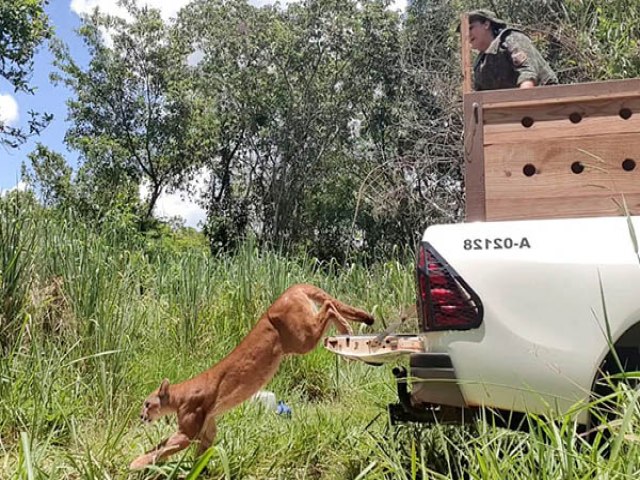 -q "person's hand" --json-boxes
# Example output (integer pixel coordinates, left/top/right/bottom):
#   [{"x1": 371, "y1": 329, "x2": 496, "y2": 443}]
[{"x1": 519, "y1": 80, "x2": 536, "y2": 89}]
